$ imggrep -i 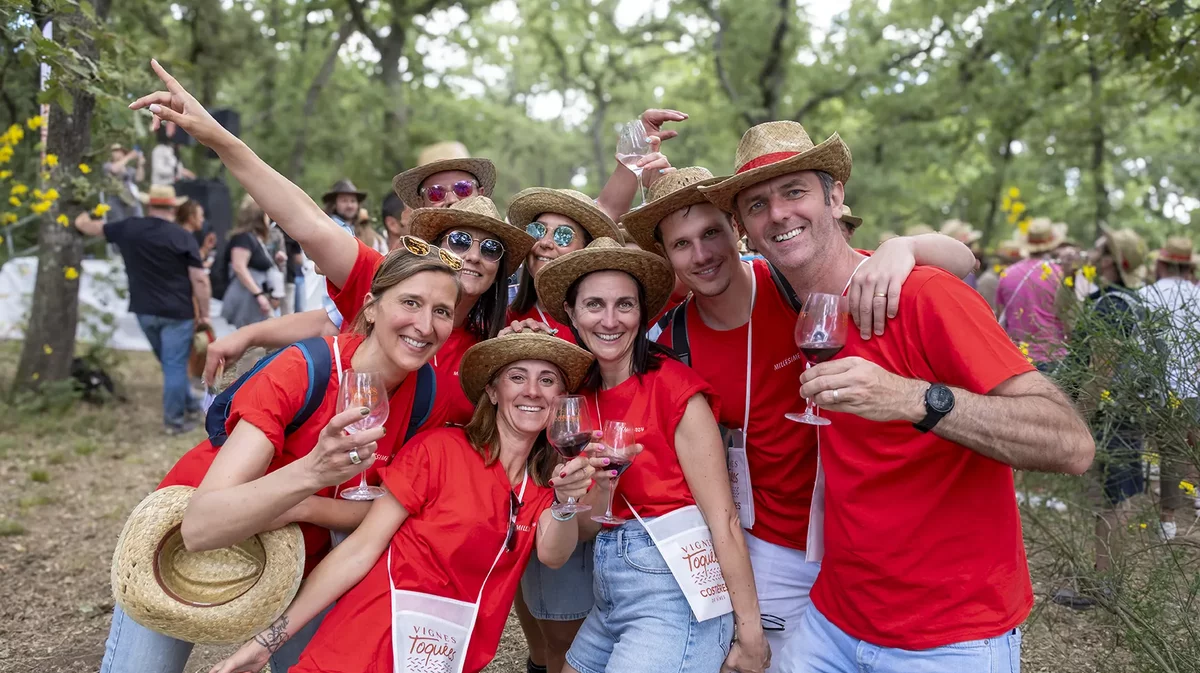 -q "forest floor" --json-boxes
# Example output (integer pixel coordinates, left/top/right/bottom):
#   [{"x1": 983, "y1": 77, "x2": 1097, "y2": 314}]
[{"x1": 0, "y1": 343, "x2": 1168, "y2": 672}]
